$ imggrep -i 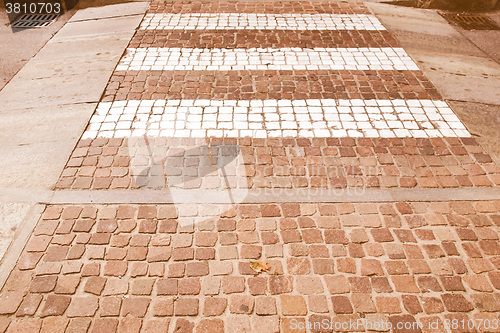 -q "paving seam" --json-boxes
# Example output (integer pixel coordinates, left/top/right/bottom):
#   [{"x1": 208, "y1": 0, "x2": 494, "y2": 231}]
[
  {"x1": 68, "y1": 13, "x2": 151, "y2": 23},
  {"x1": 43, "y1": 188, "x2": 500, "y2": 204},
  {"x1": 3, "y1": 187, "x2": 500, "y2": 204}
]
